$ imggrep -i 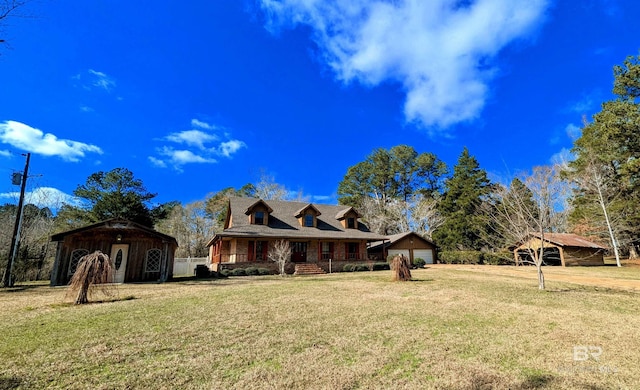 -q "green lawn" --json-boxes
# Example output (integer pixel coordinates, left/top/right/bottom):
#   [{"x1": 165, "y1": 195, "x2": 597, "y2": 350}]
[{"x1": 1, "y1": 268, "x2": 638, "y2": 389}]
